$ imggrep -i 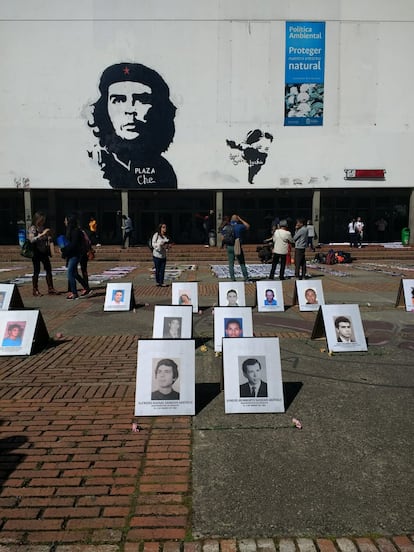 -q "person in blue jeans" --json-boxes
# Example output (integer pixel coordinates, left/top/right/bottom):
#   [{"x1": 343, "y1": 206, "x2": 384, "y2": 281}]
[
  {"x1": 122, "y1": 215, "x2": 134, "y2": 248},
  {"x1": 61, "y1": 214, "x2": 90, "y2": 300},
  {"x1": 151, "y1": 223, "x2": 170, "y2": 286},
  {"x1": 222, "y1": 214, "x2": 250, "y2": 281}
]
